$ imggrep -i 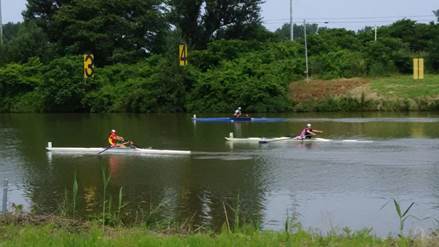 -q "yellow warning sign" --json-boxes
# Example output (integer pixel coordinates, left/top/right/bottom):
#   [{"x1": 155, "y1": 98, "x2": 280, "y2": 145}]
[
  {"x1": 413, "y1": 58, "x2": 424, "y2": 80},
  {"x1": 83, "y1": 54, "x2": 95, "y2": 78},
  {"x1": 179, "y1": 44, "x2": 188, "y2": 66}
]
